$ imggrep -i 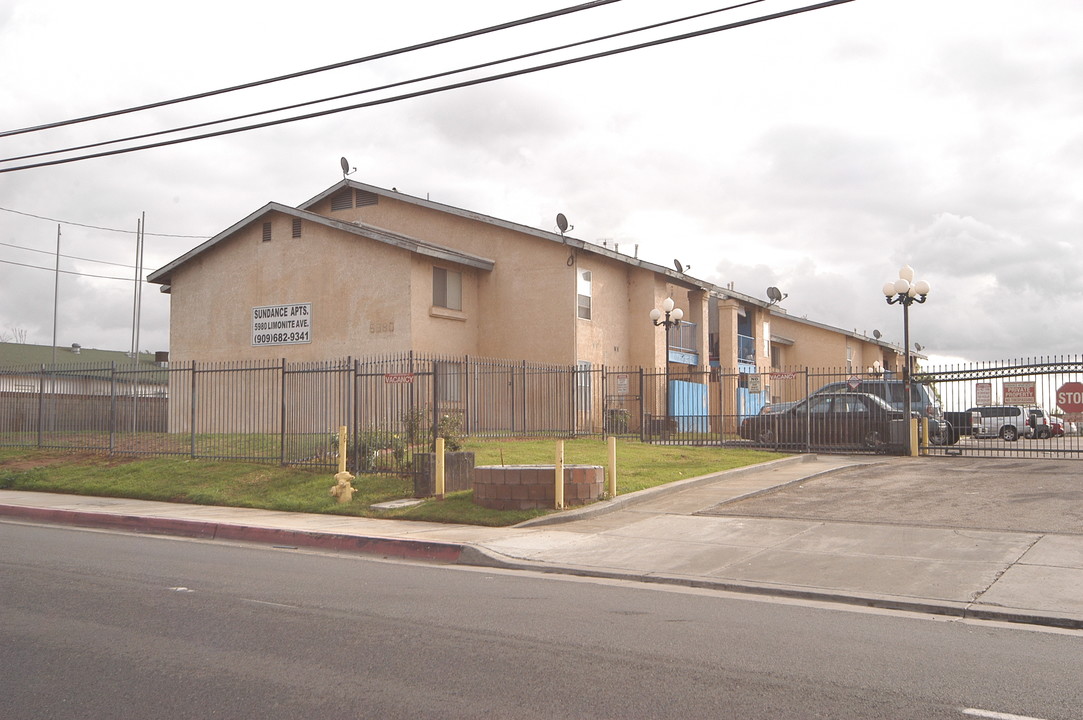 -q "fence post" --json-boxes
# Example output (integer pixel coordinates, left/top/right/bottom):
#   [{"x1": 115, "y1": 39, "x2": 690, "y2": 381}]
[
  {"x1": 435, "y1": 436, "x2": 445, "y2": 499},
  {"x1": 607, "y1": 436, "x2": 617, "y2": 497},
  {"x1": 338, "y1": 425, "x2": 348, "y2": 474},
  {"x1": 109, "y1": 362, "x2": 117, "y2": 455},
  {"x1": 279, "y1": 358, "x2": 287, "y2": 466},
  {"x1": 190, "y1": 362, "x2": 197, "y2": 459},
  {"x1": 36, "y1": 364, "x2": 44, "y2": 448},
  {"x1": 554, "y1": 439, "x2": 564, "y2": 509}
]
